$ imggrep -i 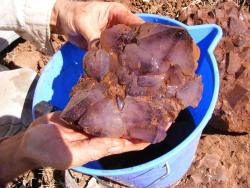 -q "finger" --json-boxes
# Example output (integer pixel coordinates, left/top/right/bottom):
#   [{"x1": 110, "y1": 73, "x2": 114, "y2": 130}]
[
  {"x1": 108, "y1": 3, "x2": 145, "y2": 27},
  {"x1": 47, "y1": 112, "x2": 90, "y2": 136},
  {"x1": 31, "y1": 111, "x2": 90, "y2": 141},
  {"x1": 75, "y1": 23, "x2": 101, "y2": 49},
  {"x1": 64, "y1": 131, "x2": 89, "y2": 141},
  {"x1": 68, "y1": 34, "x2": 88, "y2": 49},
  {"x1": 74, "y1": 2, "x2": 109, "y2": 45},
  {"x1": 46, "y1": 112, "x2": 70, "y2": 128},
  {"x1": 75, "y1": 2, "x2": 144, "y2": 48},
  {"x1": 72, "y1": 137, "x2": 150, "y2": 165},
  {"x1": 30, "y1": 113, "x2": 54, "y2": 126},
  {"x1": 31, "y1": 112, "x2": 72, "y2": 131},
  {"x1": 118, "y1": 139, "x2": 150, "y2": 153}
]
